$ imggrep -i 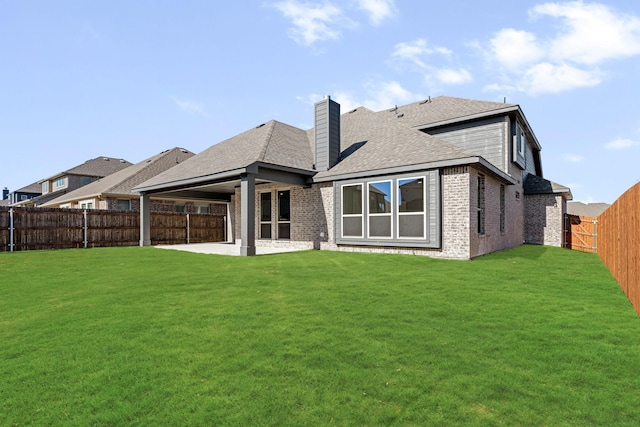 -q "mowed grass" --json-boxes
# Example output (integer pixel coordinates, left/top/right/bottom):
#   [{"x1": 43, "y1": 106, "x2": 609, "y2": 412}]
[{"x1": 1, "y1": 245, "x2": 639, "y2": 426}]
